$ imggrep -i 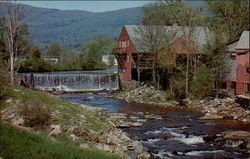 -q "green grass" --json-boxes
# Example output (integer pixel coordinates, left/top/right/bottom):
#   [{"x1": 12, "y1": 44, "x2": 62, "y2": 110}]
[
  {"x1": 0, "y1": 122, "x2": 121, "y2": 159},
  {"x1": 3, "y1": 86, "x2": 108, "y2": 132}
]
